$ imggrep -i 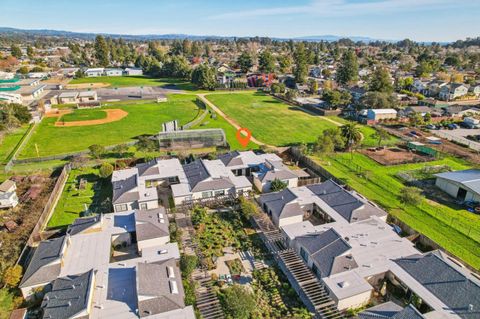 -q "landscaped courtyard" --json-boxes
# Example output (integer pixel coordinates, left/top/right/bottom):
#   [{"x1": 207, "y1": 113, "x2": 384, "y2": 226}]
[
  {"x1": 47, "y1": 166, "x2": 112, "y2": 229},
  {"x1": 189, "y1": 205, "x2": 312, "y2": 318}
]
